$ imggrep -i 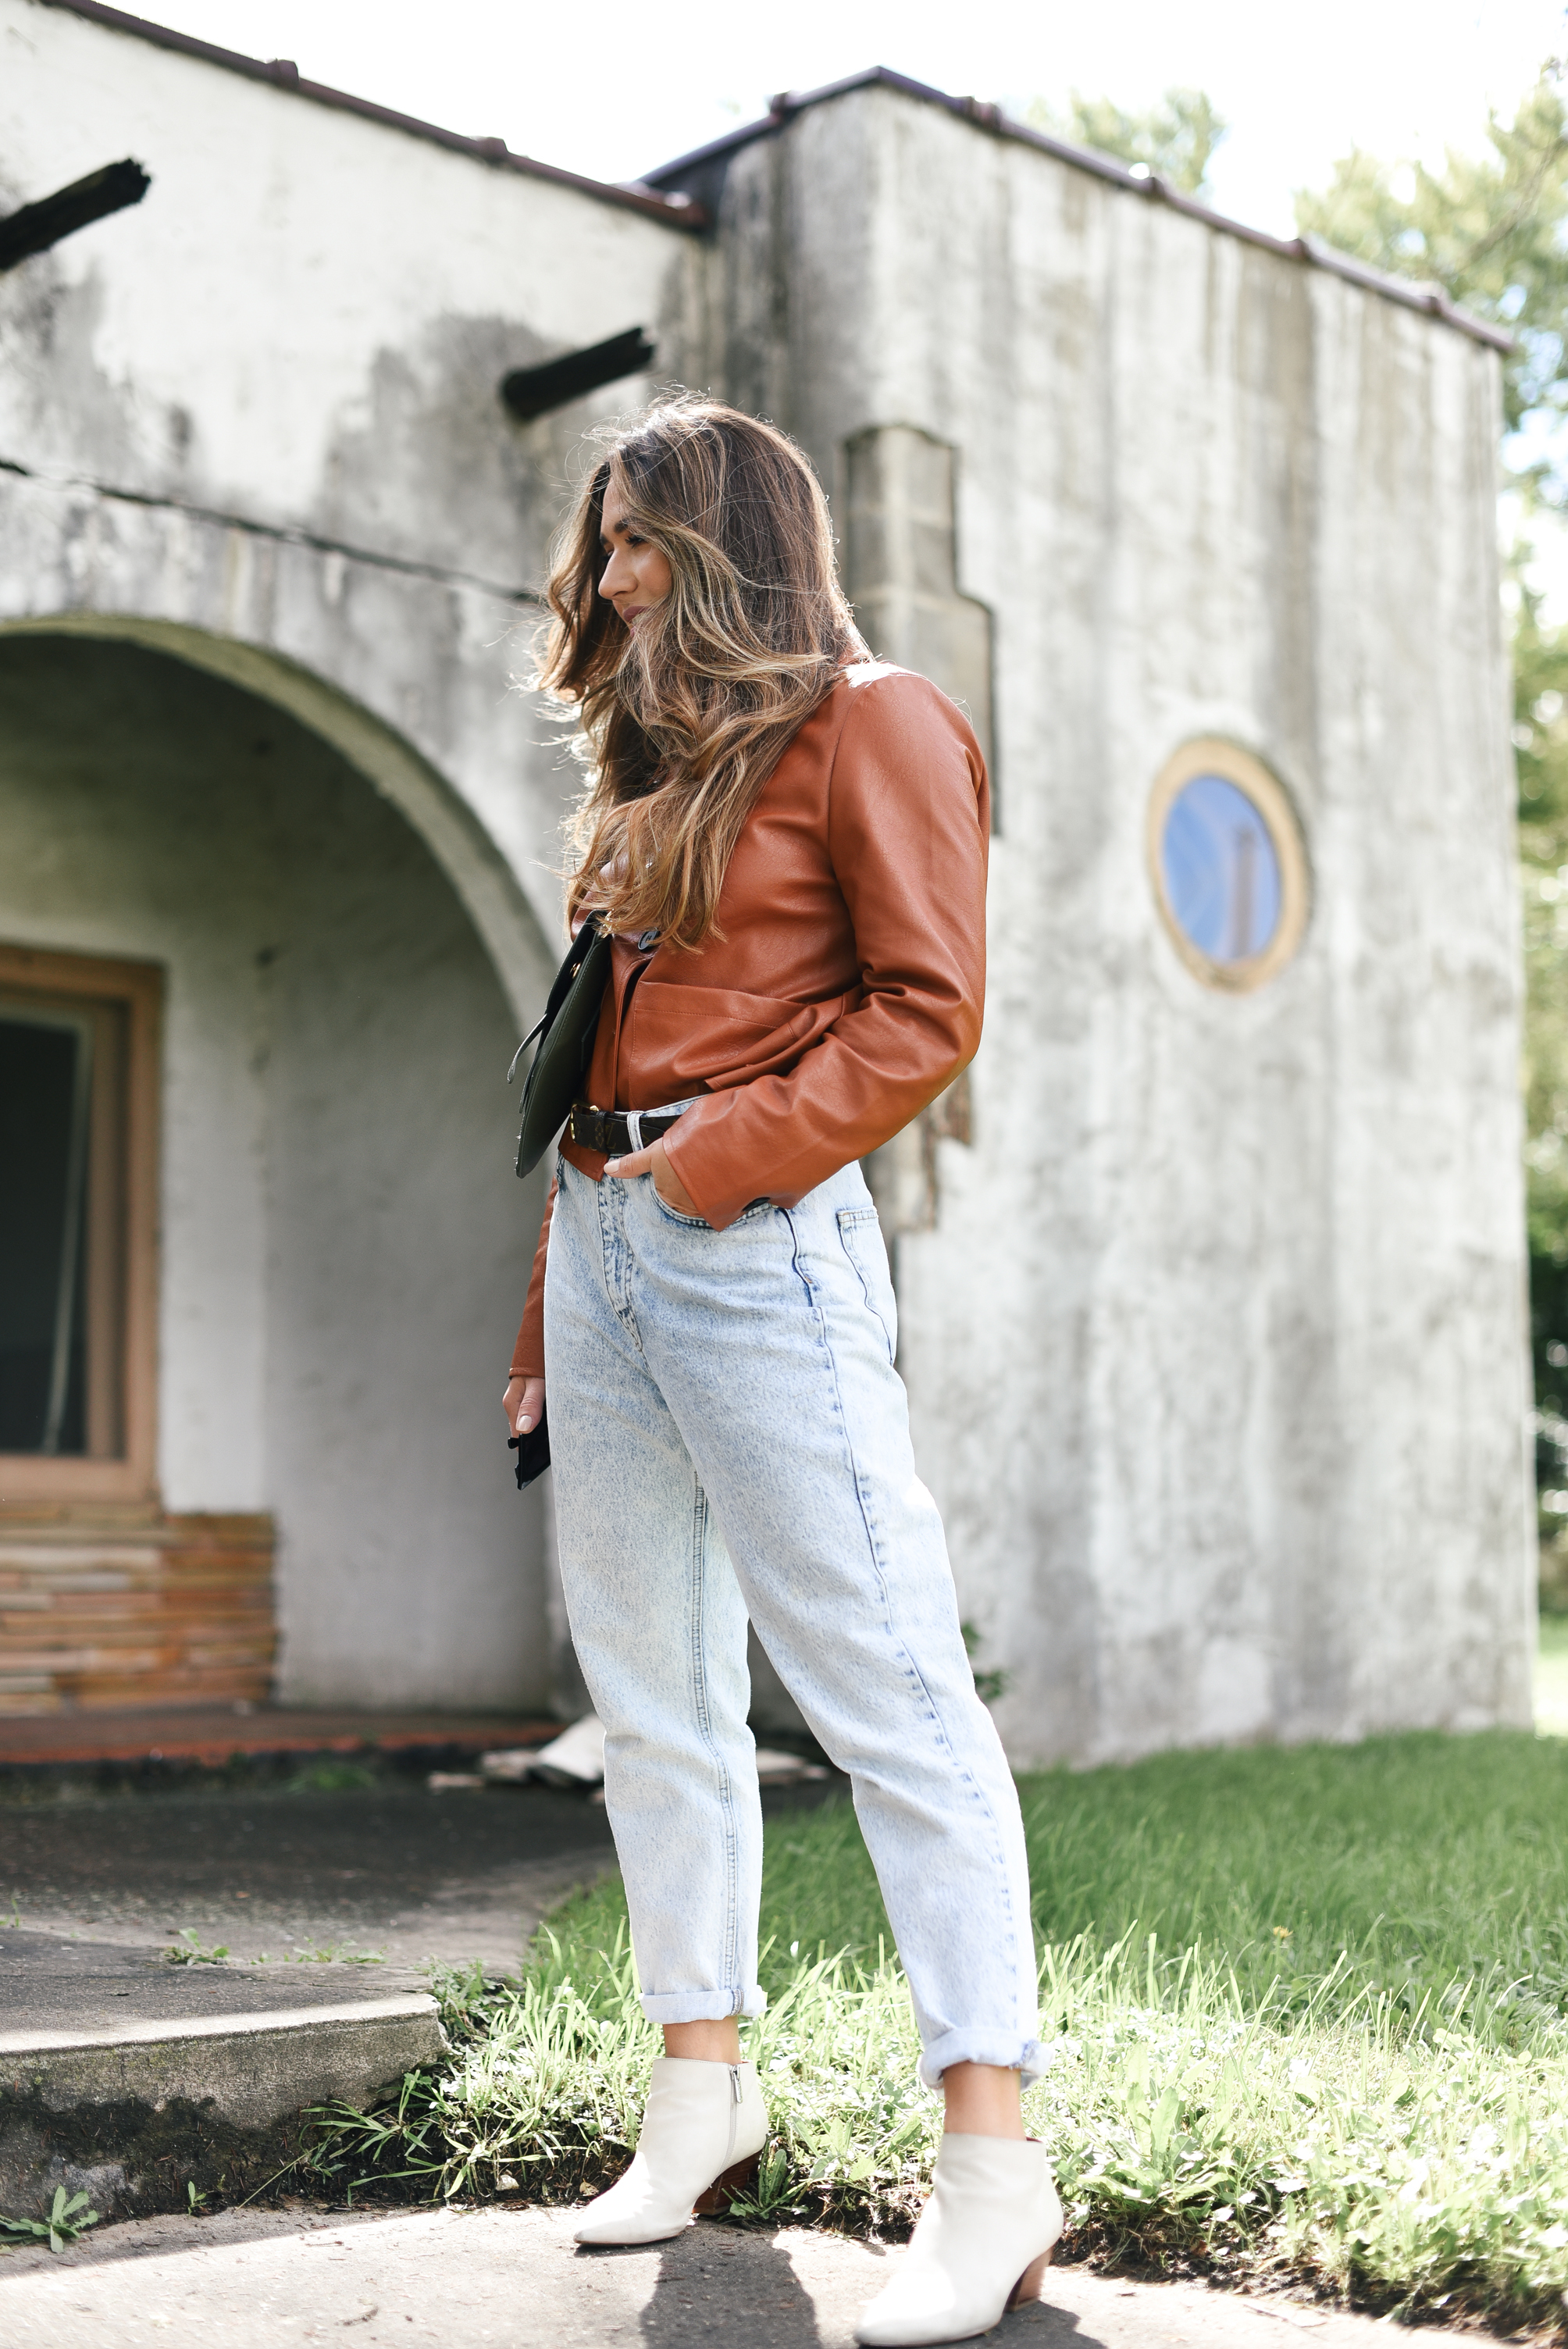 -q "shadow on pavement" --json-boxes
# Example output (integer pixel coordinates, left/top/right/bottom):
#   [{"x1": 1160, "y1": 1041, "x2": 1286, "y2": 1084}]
[{"x1": 640, "y1": 2226, "x2": 827, "y2": 2347}]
